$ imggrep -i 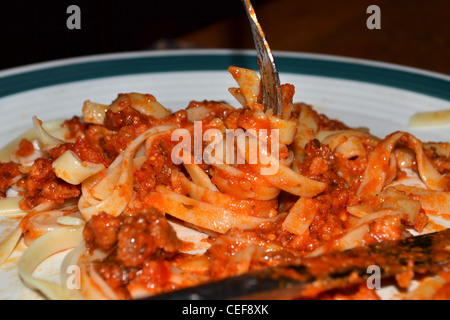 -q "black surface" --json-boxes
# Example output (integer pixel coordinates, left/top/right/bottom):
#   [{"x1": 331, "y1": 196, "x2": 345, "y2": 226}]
[{"x1": 0, "y1": 0, "x2": 266, "y2": 71}]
